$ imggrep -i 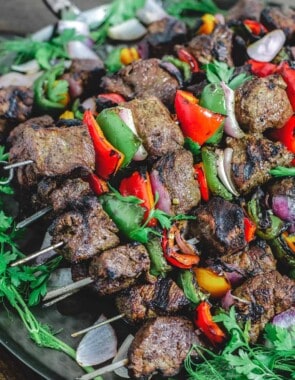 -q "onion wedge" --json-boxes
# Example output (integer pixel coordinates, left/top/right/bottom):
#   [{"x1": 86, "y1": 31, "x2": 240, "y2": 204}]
[{"x1": 216, "y1": 149, "x2": 239, "y2": 197}]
